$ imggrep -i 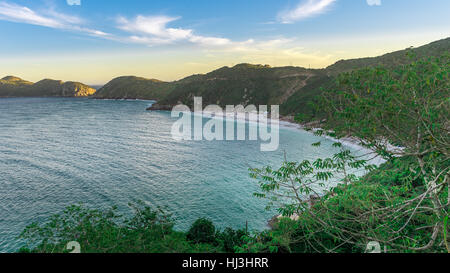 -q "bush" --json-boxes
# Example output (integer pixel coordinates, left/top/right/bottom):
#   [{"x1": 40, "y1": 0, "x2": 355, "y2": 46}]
[
  {"x1": 244, "y1": 56, "x2": 449, "y2": 253},
  {"x1": 18, "y1": 202, "x2": 223, "y2": 253},
  {"x1": 186, "y1": 218, "x2": 216, "y2": 244},
  {"x1": 216, "y1": 227, "x2": 247, "y2": 253}
]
